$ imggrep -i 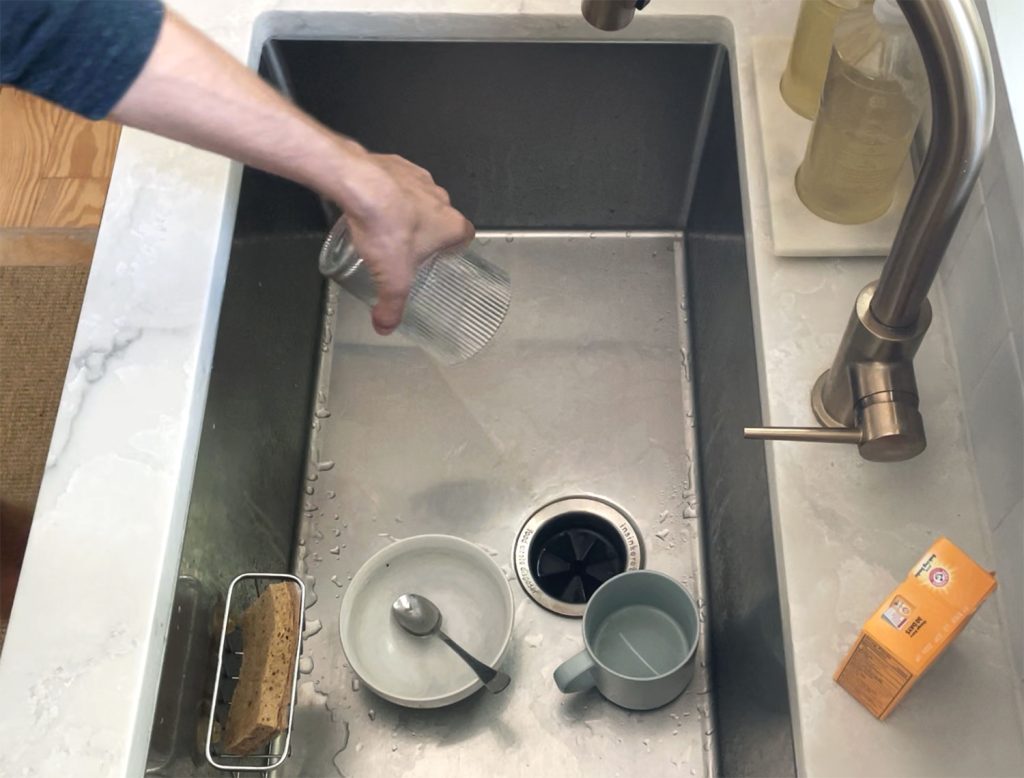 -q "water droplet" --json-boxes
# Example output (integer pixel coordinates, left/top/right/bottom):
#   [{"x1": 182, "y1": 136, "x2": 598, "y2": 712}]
[
  {"x1": 328, "y1": 491, "x2": 337, "y2": 500},
  {"x1": 504, "y1": 236, "x2": 514, "y2": 243},
  {"x1": 303, "y1": 619, "x2": 323, "y2": 639},
  {"x1": 304, "y1": 486, "x2": 315, "y2": 495},
  {"x1": 315, "y1": 408, "x2": 331, "y2": 419},
  {"x1": 329, "y1": 546, "x2": 341, "y2": 555},
  {"x1": 367, "y1": 709, "x2": 376, "y2": 721},
  {"x1": 351, "y1": 678, "x2": 361, "y2": 692},
  {"x1": 331, "y1": 575, "x2": 344, "y2": 588},
  {"x1": 299, "y1": 656, "x2": 314, "y2": 674},
  {"x1": 318, "y1": 460, "x2": 336, "y2": 471}
]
